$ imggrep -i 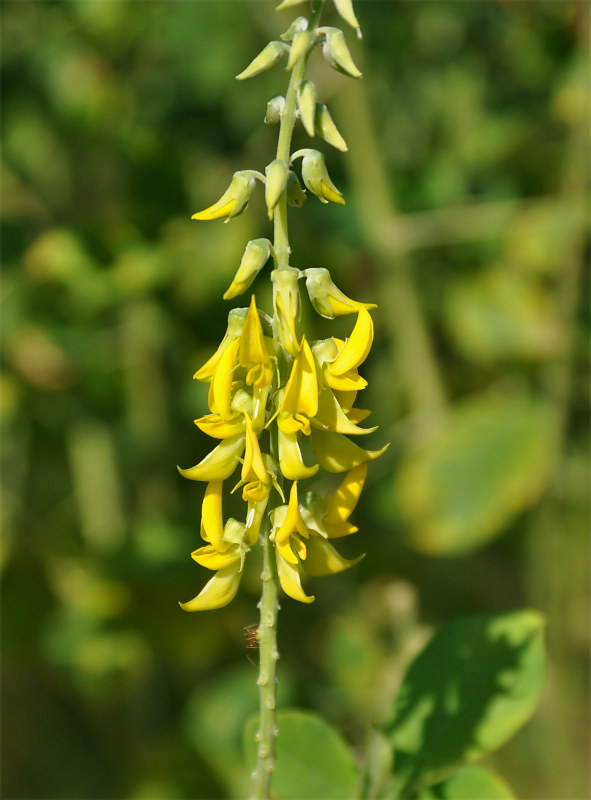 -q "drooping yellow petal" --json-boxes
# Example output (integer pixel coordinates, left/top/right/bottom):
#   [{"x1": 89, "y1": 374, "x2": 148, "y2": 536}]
[
  {"x1": 276, "y1": 550, "x2": 315, "y2": 604},
  {"x1": 313, "y1": 388, "x2": 377, "y2": 436},
  {"x1": 244, "y1": 495, "x2": 269, "y2": 547},
  {"x1": 242, "y1": 414, "x2": 269, "y2": 485},
  {"x1": 272, "y1": 482, "x2": 309, "y2": 563},
  {"x1": 310, "y1": 429, "x2": 389, "y2": 473},
  {"x1": 210, "y1": 338, "x2": 240, "y2": 419},
  {"x1": 278, "y1": 428, "x2": 319, "y2": 480},
  {"x1": 200, "y1": 480, "x2": 225, "y2": 546},
  {"x1": 279, "y1": 337, "x2": 318, "y2": 434},
  {"x1": 179, "y1": 562, "x2": 242, "y2": 612},
  {"x1": 324, "y1": 464, "x2": 367, "y2": 526},
  {"x1": 191, "y1": 544, "x2": 241, "y2": 570},
  {"x1": 240, "y1": 296, "x2": 271, "y2": 370},
  {"x1": 323, "y1": 368, "x2": 367, "y2": 393},
  {"x1": 303, "y1": 537, "x2": 363, "y2": 576},
  {"x1": 178, "y1": 434, "x2": 245, "y2": 482},
  {"x1": 329, "y1": 308, "x2": 374, "y2": 376},
  {"x1": 194, "y1": 413, "x2": 245, "y2": 439}
]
